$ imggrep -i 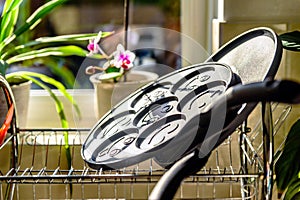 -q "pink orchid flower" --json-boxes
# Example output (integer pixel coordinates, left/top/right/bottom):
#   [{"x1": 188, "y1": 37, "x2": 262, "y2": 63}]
[
  {"x1": 87, "y1": 31, "x2": 109, "y2": 57},
  {"x1": 86, "y1": 31, "x2": 136, "y2": 81},
  {"x1": 111, "y1": 44, "x2": 135, "y2": 70}
]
